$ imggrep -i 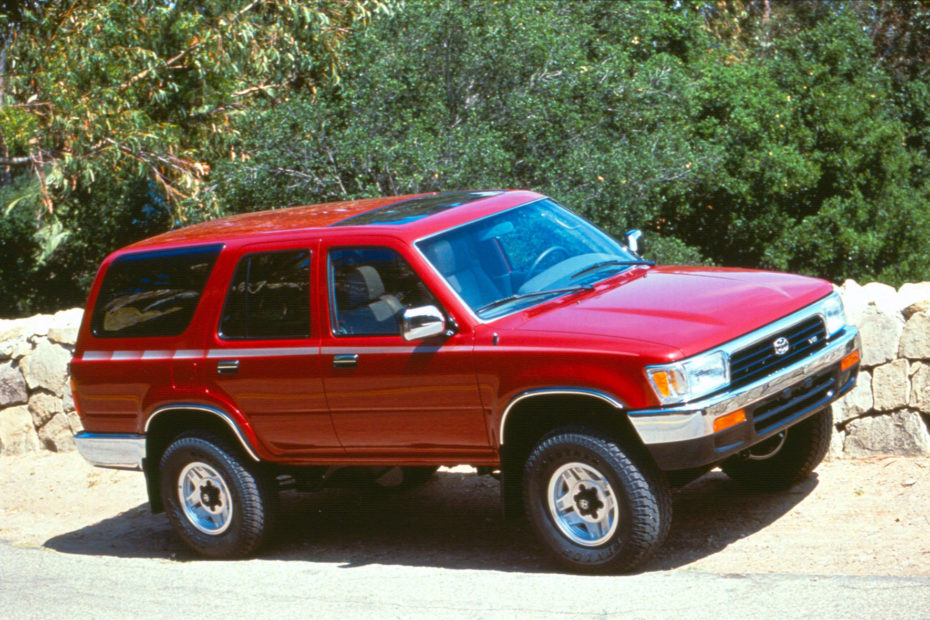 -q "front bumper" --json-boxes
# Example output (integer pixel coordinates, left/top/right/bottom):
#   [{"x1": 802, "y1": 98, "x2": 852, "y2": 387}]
[
  {"x1": 628, "y1": 326, "x2": 860, "y2": 471},
  {"x1": 74, "y1": 432, "x2": 145, "y2": 470}
]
